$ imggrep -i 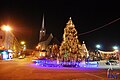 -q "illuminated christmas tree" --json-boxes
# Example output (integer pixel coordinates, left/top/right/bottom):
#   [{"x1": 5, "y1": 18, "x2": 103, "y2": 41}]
[{"x1": 59, "y1": 17, "x2": 83, "y2": 62}]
